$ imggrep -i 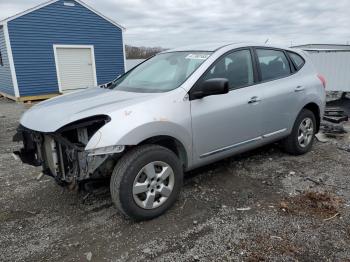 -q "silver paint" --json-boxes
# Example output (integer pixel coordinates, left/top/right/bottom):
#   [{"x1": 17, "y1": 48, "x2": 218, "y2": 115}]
[{"x1": 19, "y1": 43, "x2": 326, "y2": 171}]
